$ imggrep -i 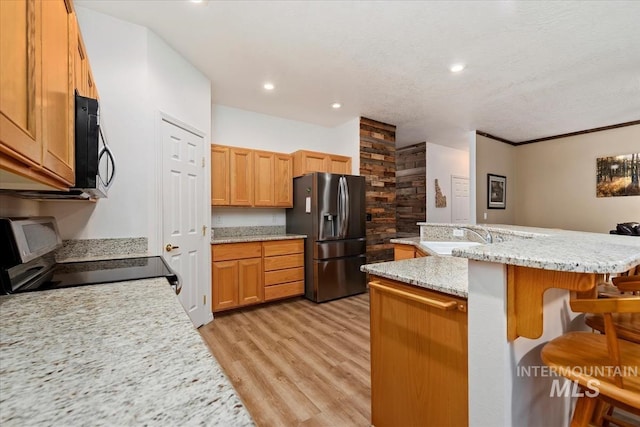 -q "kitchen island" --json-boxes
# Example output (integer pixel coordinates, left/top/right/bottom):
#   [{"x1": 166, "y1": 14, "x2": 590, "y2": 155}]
[
  {"x1": 363, "y1": 223, "x2": 640, "y2": 427},
  {"x1": 0, "y1": 278, "x2": 253, "y2": 426}
]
